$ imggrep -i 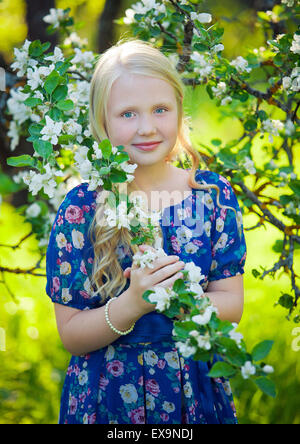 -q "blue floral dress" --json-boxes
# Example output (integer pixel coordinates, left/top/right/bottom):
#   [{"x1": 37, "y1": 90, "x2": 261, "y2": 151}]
[{"x1": 45, "y1": 168, "x2": 247, "y2": 424}]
